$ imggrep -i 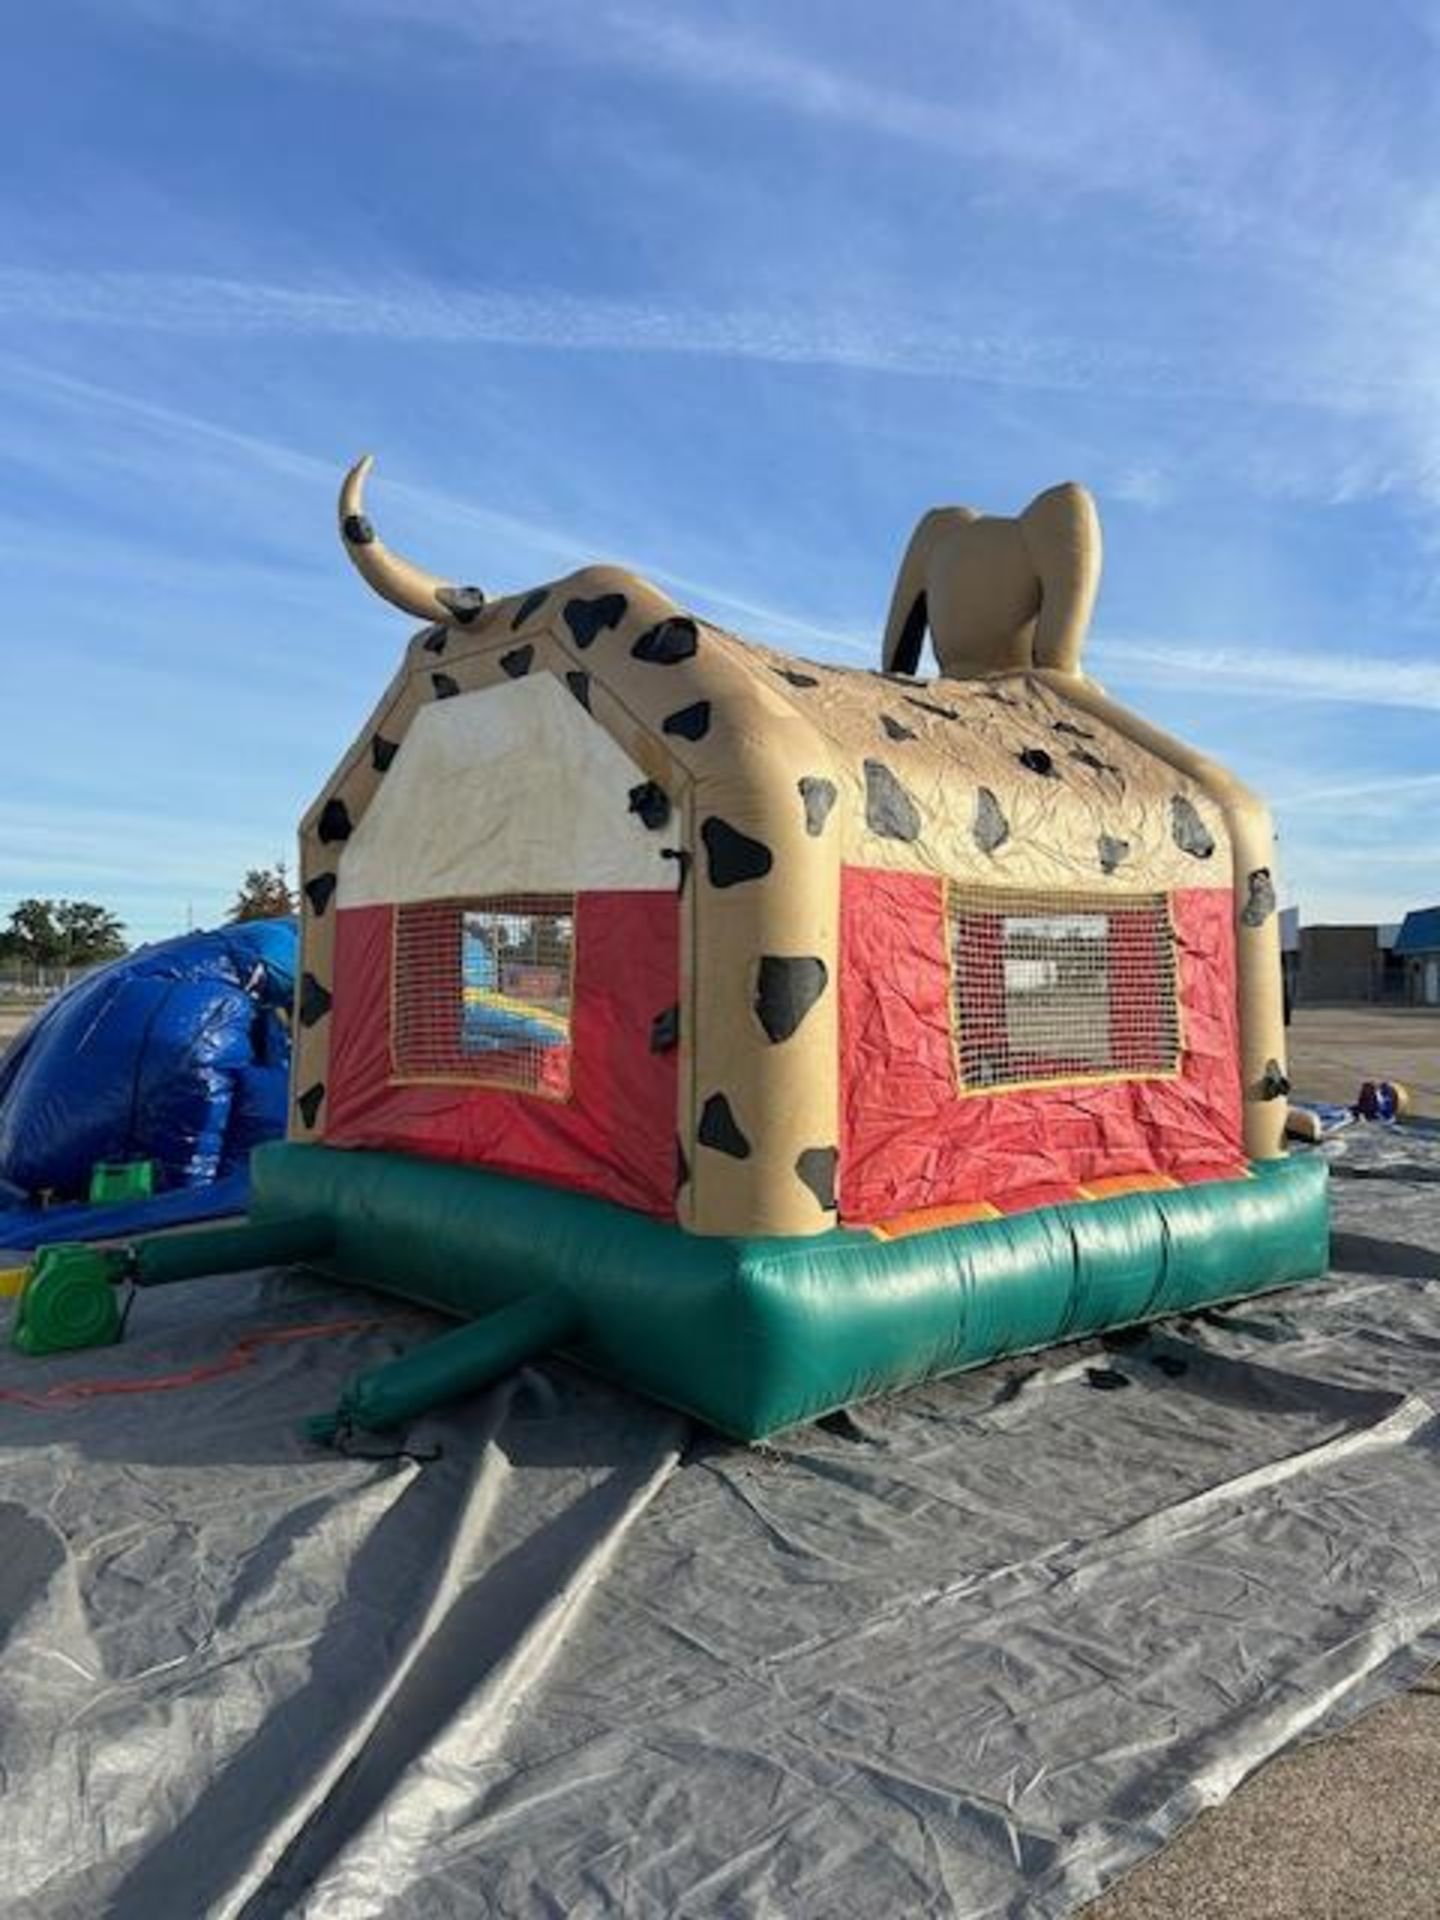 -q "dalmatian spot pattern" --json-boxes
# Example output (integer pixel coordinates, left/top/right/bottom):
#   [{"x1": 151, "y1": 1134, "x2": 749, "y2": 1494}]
[
  {"x1": 631, "y1": 617, "x2": 699, "y2": 665},
  {"x1": 795, "y1": 1146, "x2": 838, "y2": 1212},
  {"x1": 663, "y1": 700, "x2": 712, "y2": 741},
  {"x1": 371, "y1": 734, "x2": 399, "y2": 773},
  {"x1": 754, "y1": 956, "x2": 829, "y2": 1044},
  {"x1": 1018, "y1": 747, "x2": 1057, "y2": 778},
  {"x1": 341, "y1": 513, "x2": 374, "y2": 546},
  {"x1": 1098, "y1": 834, "x2": 1131, "y2": 875},
  {"x1": 1171, "y1": 794, "x2": 1216, "y2": 859},
  {"x1": 881, "y1": 715, "x2": 918, "y2": 743},
  {"x1": 1242, "y1": 867, "x2": 1276, "y2": 926},
  {"x1": 422, "y1": 627, "x2": 449, "y2": 655},
  {"x1": 431, "y1": 672, "x2": 460, "y2": 699},
  {"x1": 299, "y1": 972, "x2": 332, "y2": 1028},
  {"x1": 564, "y1": 592, "x2": 628, "y2": 649},
  {"x1": 628, "y1": 781, "x2": 672, "y2": 831},
  {"x1": 318, "y1": 799, "x2": 352, "y2": 844},
  {"x1": 864, "y1": 761, "x2": 922, "y2": 842},
  {"x1": 500, "y1": 644, "x2": 534, "y2": 678},
  {"x1": 699, "y1": 1093, "x2": 751, "y2": 1159},
  {"x1": 511, "y1": 587, "x2": 550, "y2": 630},
  {"x1": 973, "y1": 787, "x2": 1009, "y2": 854},
  {"x1": 297, "y1": 1083, "x2": 326, "y2": 1129},
  {"x1": 436, "y1": 585, "x2": 486, "y2": 624},
  {"x1": 798, "y1": 776, "x2": 837, "y2": 837},
  {"x1": 565, "y1": 669, "x2": 592, "y2": 710},
  {"x1": 304, "y1": 872, "x2": 337, "y2": 916},
  {"x1": 650, "y1": 1004, "x2": 679, "y2": 1053},
  {"x1": 701, "y1": 817, "x2": 774, "y2": 888}
]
